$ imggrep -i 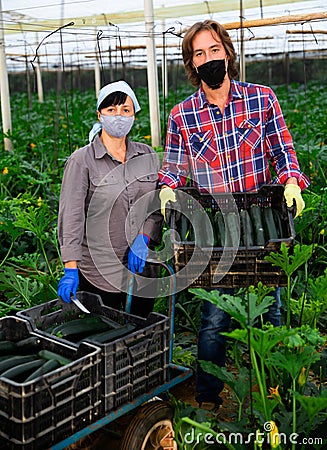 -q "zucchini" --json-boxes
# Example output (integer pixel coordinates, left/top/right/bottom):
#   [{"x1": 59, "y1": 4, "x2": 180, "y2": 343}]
[
  {"x1": 0, "y1": 355, "x2": 15, "y2": 363},
  {"x1": 225, "y1": 212, "x2": 240, "y2": 248},
  {"x1": 249, "y1": 204, "x2": 265, "y2": 246},
  {"x1": 24, "y1": 359, "x2": 60, "y2": 382},
  {"x1": 51, "y1": 316, "x2": 110, "y2": 339},
  {"x1": 191, "y1": 208, "x2": 214, "y2": 248},
  {"x1": 16, "y1": 336, "x2": 42, "y2": 354},
  {"x1": 178, "y1": 214, "x2": 190, "y2": 242},
  {"x1": 214, "y1": 211, "x2": 226, "y2": 246},
  {"x1": 273, "y1": 209, "x2": 284, "y2": 238},
  {"x1": 0, "y1": 359, "x2": 44, "y2": 382},
  {"x1": 263, "y1": 207, "x2": 279, "y2": 240},
  {"x1": 240, "y1": 209, "x2": 254, "y2": 247},
  {"x1": 38, "y1": 349, "x2": 72, "y2": 366},
  {"x1": 0, "y1": 341, "x2": 17, "y2": 355},
  {"x1": 0, "y1": 355, "x2": 37, "y2": 374},
  {"x1": 85, "y1": 323, "x2": 137, "y2": 344},
  {"x1": 206, "y1": 209, "x2": 218, "y2": 246}
]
